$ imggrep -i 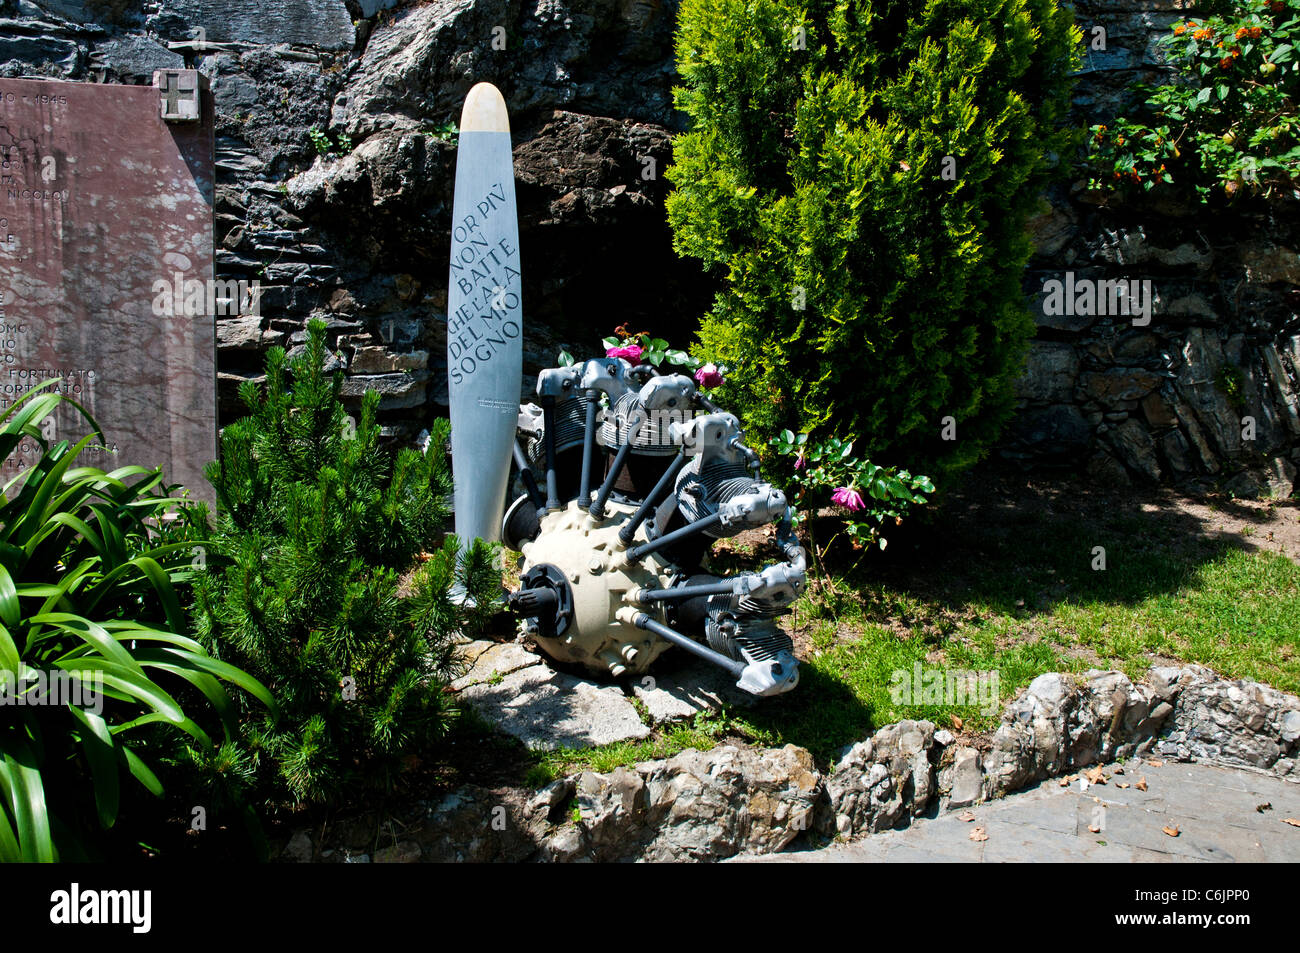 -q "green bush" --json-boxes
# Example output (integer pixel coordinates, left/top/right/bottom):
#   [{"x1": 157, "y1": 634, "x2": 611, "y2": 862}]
[
  {"x1": 195, "y1": 320, "x2": 499, "y2": 806},
  {"x1": 1087, "y1": 0, "x2": 1300, "y2": 199},
  {"x1": 0, "y1": 384, "x2": 270, "y2": 861},
  {"x1": 668, "y1": 0, "x2": 1081, "y2": 482}
]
